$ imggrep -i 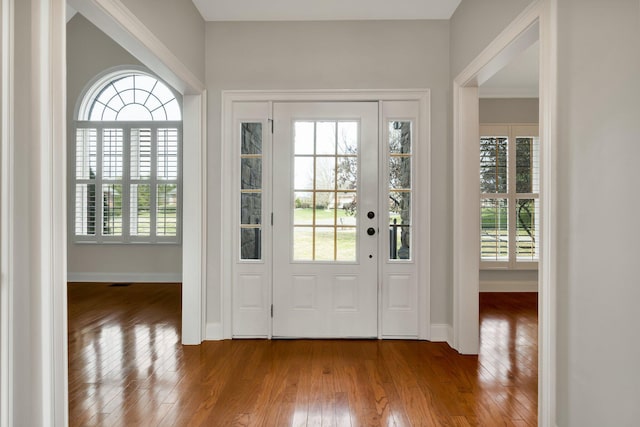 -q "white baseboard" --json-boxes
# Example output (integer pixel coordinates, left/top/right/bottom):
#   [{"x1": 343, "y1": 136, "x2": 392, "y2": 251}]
[
  {"x1": 480, "y1": 280, "x2": 538, "y2": 292},
  {"x1": 205, "y1": 322, "x2": 223, "y2": 340},
  {"x1": 430, "y1": 323, "x2": 454, "y2": 346},
  {"x1": 67, "y1": 272, "x2": 181, "y2": 283}
]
